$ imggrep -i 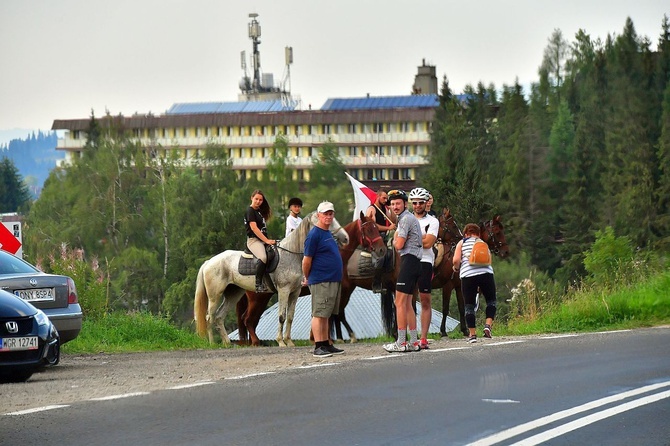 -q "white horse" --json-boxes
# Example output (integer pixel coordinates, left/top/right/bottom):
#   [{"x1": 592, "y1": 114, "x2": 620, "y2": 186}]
[{"x1": 194, "y1": 211, "x2": 348, "y2": 347}]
